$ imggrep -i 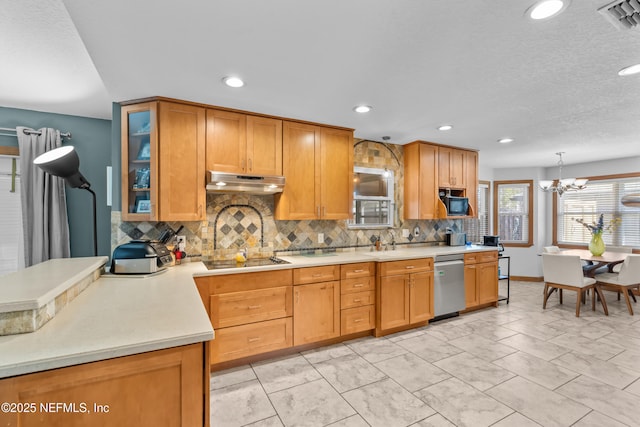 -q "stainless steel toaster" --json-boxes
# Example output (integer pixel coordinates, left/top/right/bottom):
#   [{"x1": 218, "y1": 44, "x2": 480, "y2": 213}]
[{"x1": 110, "y1": 240, "x2": 173, "y2": 274}]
